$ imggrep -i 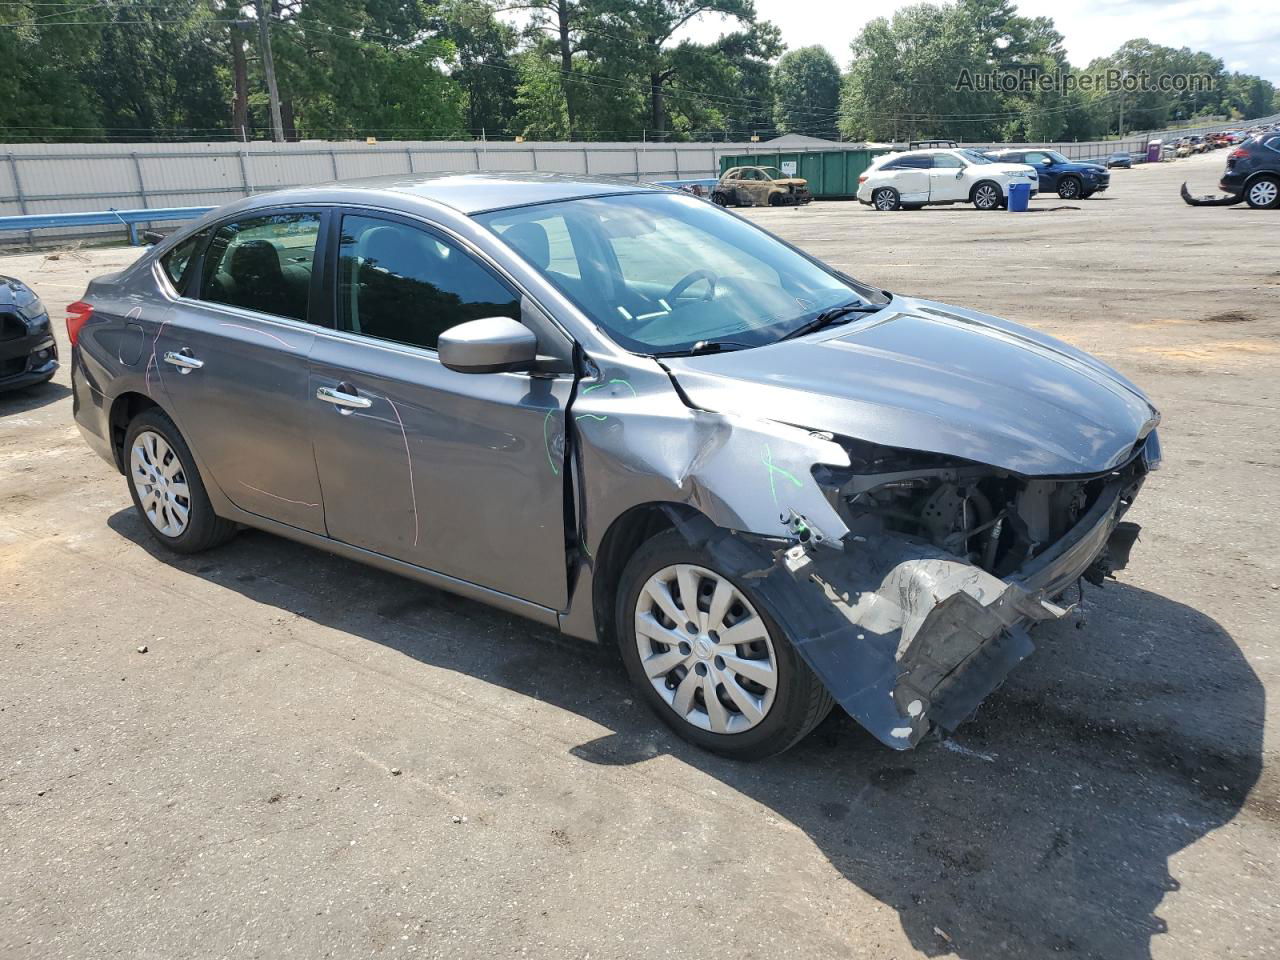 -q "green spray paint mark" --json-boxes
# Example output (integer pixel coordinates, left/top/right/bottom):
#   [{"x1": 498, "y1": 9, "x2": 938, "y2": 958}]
[
  {"x1": 762, "y1": 443, "x2": 802, "y2": 506},
  {"x1": 542, "y1": 409, "x2": 559, "y2": 476},
  {"x1": 581, "y1": 378, "x2": 637, "y2": 398}
]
